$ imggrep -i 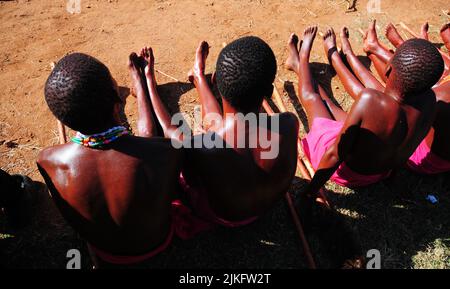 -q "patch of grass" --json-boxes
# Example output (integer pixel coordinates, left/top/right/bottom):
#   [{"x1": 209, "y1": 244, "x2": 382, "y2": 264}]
[
  {"x1": 0, "y1": 233, "x2": 14, "y2": 240},
  {"x1": 324, "y1": 170, "x2": 450, "y2": 269},
  {"x1": 413, "y1": 239, "x2": 450, "y2": 269}
]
